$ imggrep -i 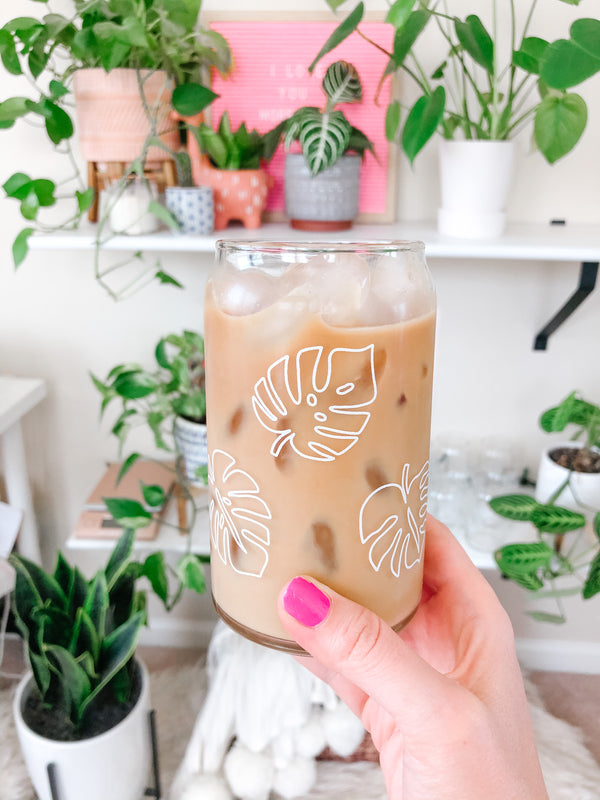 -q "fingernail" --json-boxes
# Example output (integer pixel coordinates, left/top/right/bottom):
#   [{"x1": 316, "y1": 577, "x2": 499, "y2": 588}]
[{"x1": 283, "y1": 577, "x2": 331, "y2": 627}]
